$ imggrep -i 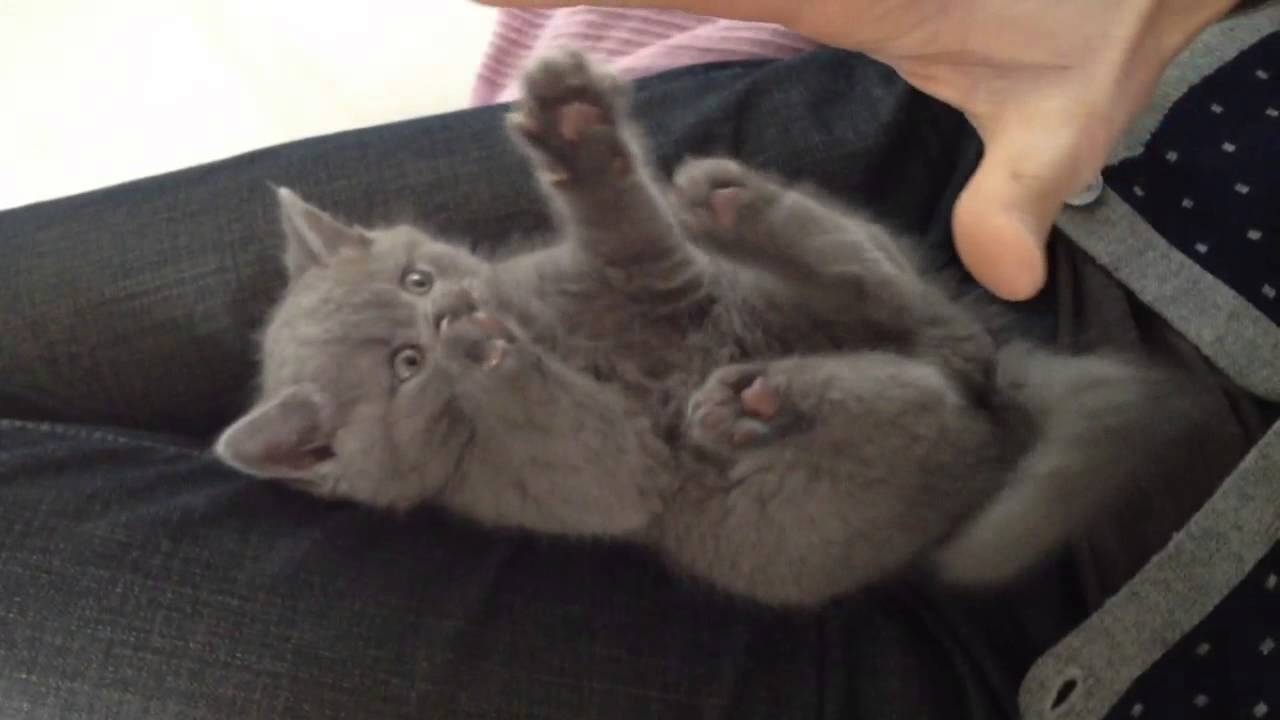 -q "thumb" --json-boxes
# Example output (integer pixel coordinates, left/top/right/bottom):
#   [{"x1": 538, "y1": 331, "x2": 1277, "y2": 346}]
[{"x1": 952, "y1": 112, "x2": 1102, "y2": 301}]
